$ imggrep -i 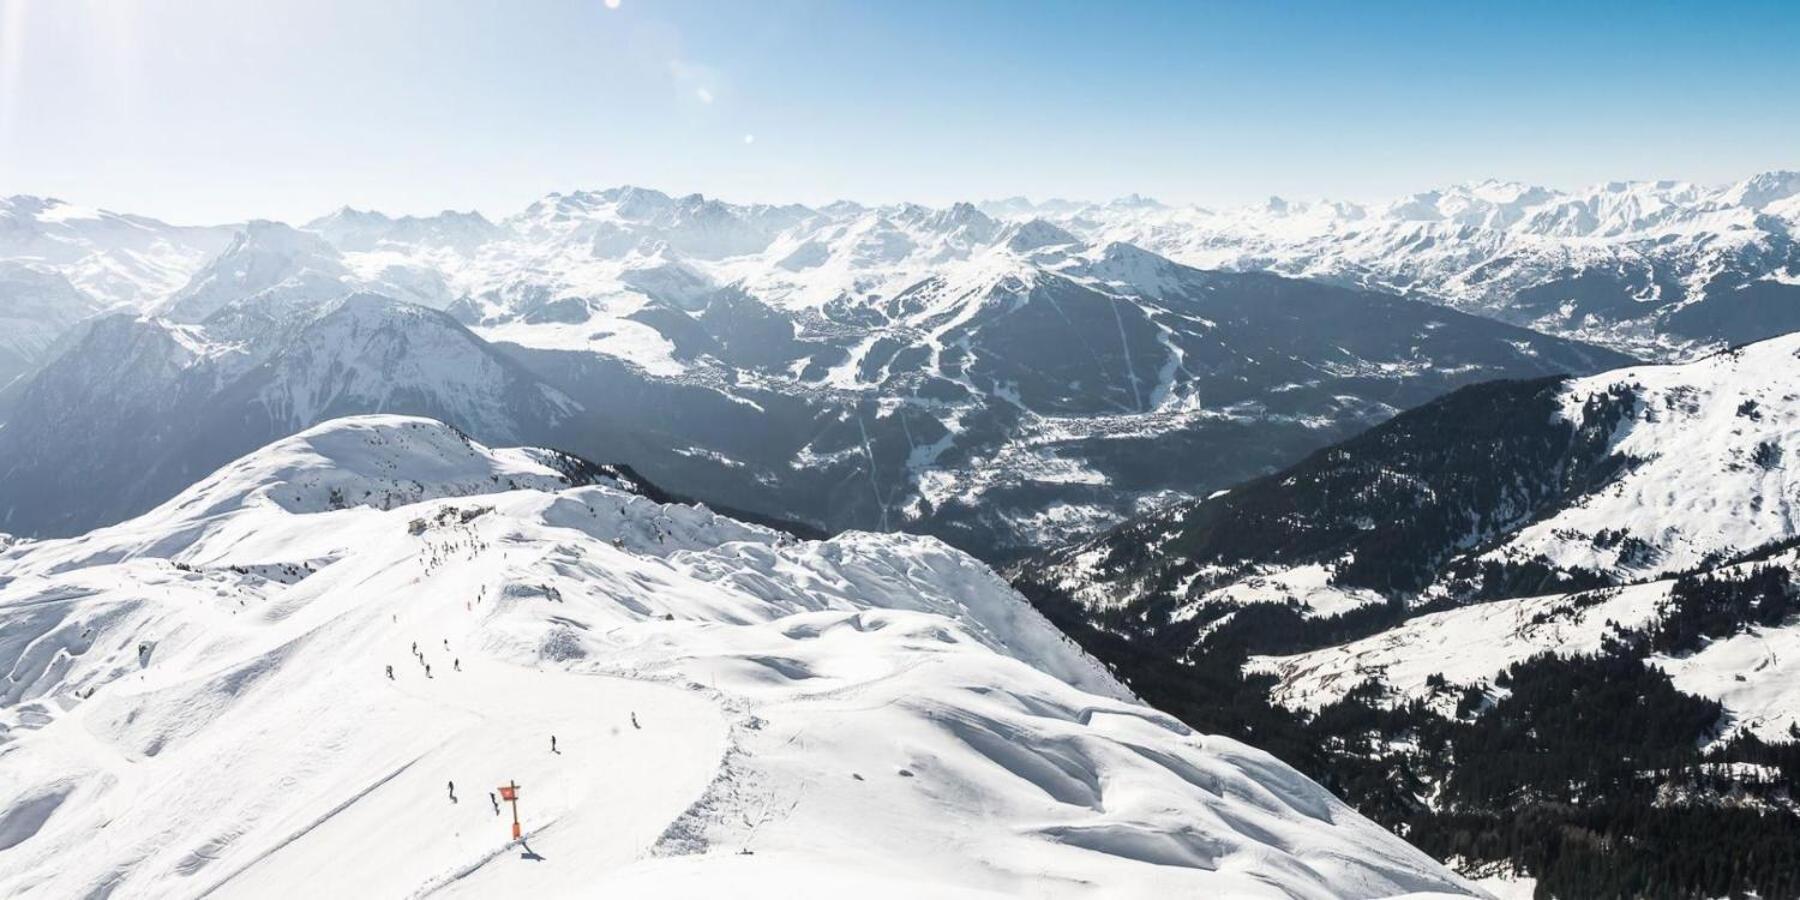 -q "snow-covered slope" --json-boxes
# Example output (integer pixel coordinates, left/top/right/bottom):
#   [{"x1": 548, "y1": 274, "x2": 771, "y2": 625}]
[
  {"x1": 1010, "y1": 333, "x2": 1800, "y2": 897},
  {"x1": 0, "y1": 195, "x2": 234, "y2": 312},
  {"x1": 1023, "y1": 331, "x2": 1800, "y2": 631},
  {"x1": 1467, "y1": 335, "x2": 1800, "y2": 582},
  {"x1": 34, "y1": 176, "x2": 1788, "y2": 561},
  {"x1": 304, "y1": 206, "x2": 503, "y2": 254},
  {"x1": 0, "y1": 264, "x2": 101, "y2": 389},
  {"x1": 1230, "y1": 333, "x2": 1800, "y2": 737},
  {"x1": 0, "y1": 294, "x2": 578, "y2": 538},
  {"x1": 1250, "y1": 550, "x2": 1800, "y2": 741},
  {"x1": 0, "y1": 196, "x2": 234, "y2": 389},
  {"x1": 158, "y1": 220, "x2": 354, "y2": 324},
  {"x1": 0, "y1": 416, "x2": 1479, "y2": 899}
]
